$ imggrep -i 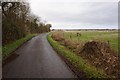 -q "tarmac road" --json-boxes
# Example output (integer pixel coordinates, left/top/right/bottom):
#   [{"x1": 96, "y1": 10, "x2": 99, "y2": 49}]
[{"x1": 3, "y1": 33, "x2": 76, "y2": 78}]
